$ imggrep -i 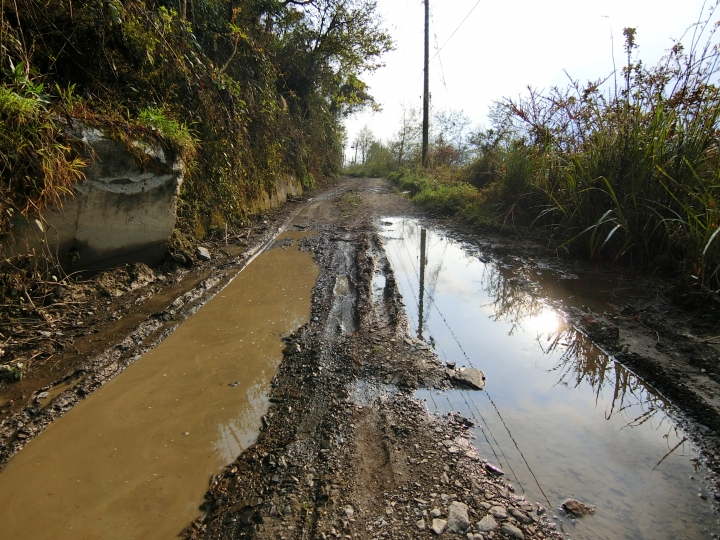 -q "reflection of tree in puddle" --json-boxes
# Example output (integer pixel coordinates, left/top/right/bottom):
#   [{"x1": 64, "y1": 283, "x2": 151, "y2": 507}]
[
  {"x1": 478, "y1": 263, "x2": 548, "y2": 336},
  {"x1": 541, "y1": 327, "x2": 690, "y2": 463},
  {"x1": 479, "y1": 254, "x2": 689, "y2": 463},
  {"x1": 480, "y1": 259, "x2": 660, "y2": 424},
  {"x1": 541, "y1": 328, "x2": 659, "y2": 420}
]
